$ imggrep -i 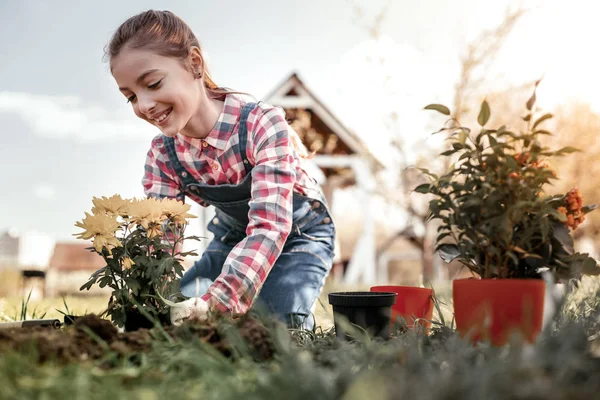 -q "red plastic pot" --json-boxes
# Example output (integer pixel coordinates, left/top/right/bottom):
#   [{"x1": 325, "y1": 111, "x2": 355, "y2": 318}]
[
  {"x1": 452, "y1": 278, "x2": 546, "y2": 346},
  {"x1": 370, "y1": 286, "x2": 434, "y2": 331}
]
